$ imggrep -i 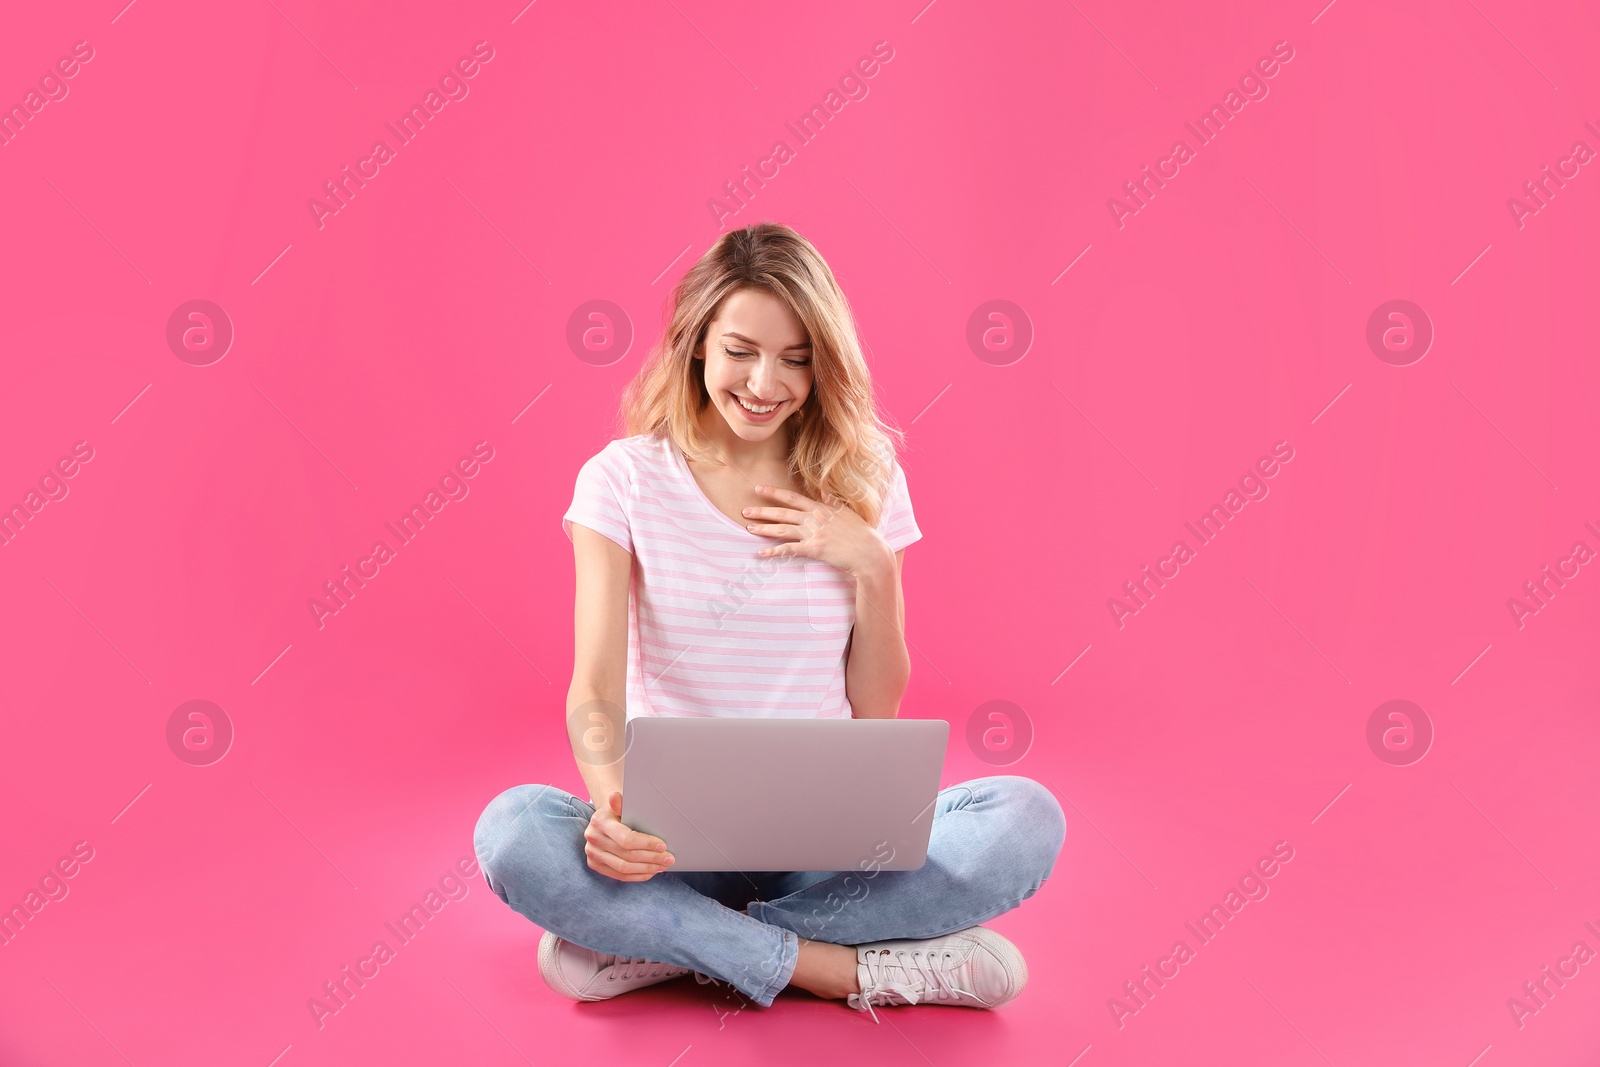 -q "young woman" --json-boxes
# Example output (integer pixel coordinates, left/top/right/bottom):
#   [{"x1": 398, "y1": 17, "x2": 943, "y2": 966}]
[{"x1": 473, "y1": 223, "x2": 1066, "y2": 1021}]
